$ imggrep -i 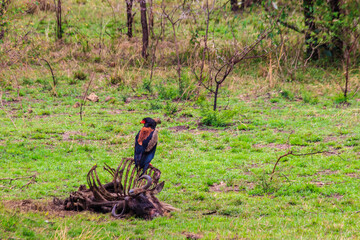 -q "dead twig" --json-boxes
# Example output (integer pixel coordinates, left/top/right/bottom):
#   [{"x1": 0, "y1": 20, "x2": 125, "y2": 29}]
[
  {"x1": 270, "y1": 150, "x2": 331, "y2": 181},
  {"x1": 80, "y1": 75, "x2": 94, "y2": 121},
  {"x1": 0, "y1": 175, "x2": 36, "y2": 189},
  {"x1": 40, "y1": 58, "x2": 57, "y2": 96},
  {"x1": 203, "y1": 210, "x2": 217, "y2": 215}
]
